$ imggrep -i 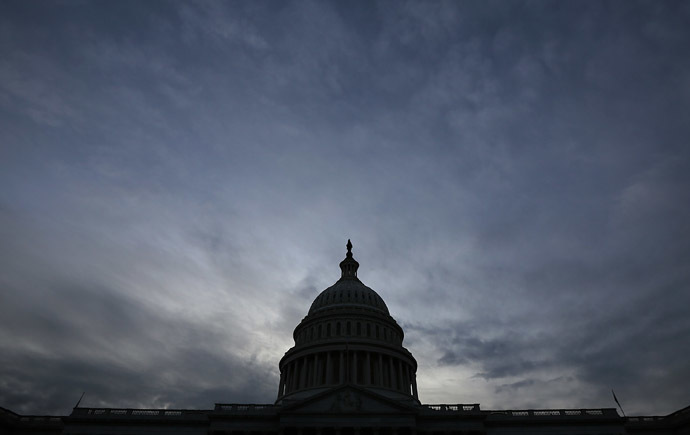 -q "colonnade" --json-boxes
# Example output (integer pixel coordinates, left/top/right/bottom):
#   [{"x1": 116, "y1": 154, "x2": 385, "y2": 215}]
[
  {"x1": 278, "y1": 350, "x2": 418, "y2": 399},
  {"x1": 295, "y1": 318, "x2": 403, "y2": 346}
]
